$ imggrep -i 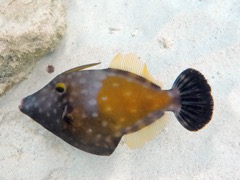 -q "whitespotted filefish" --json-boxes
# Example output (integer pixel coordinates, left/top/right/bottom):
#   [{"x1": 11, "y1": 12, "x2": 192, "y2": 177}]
[{"x1": 19, "y1": 54, "x2": 214, "y2": 156}]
